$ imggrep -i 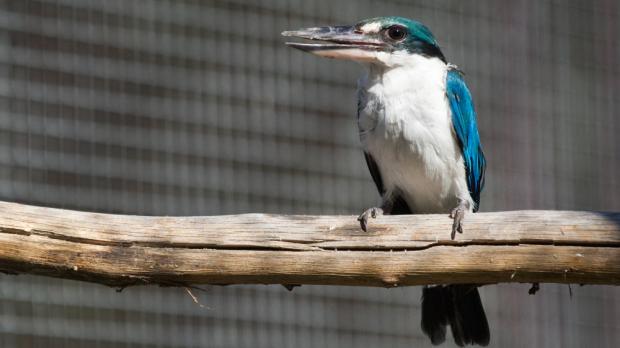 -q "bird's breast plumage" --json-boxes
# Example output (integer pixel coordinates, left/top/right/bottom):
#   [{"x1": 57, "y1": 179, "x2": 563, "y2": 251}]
[{"x1": 357, "y1": 55, "x2": 474, "y2": 213}]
